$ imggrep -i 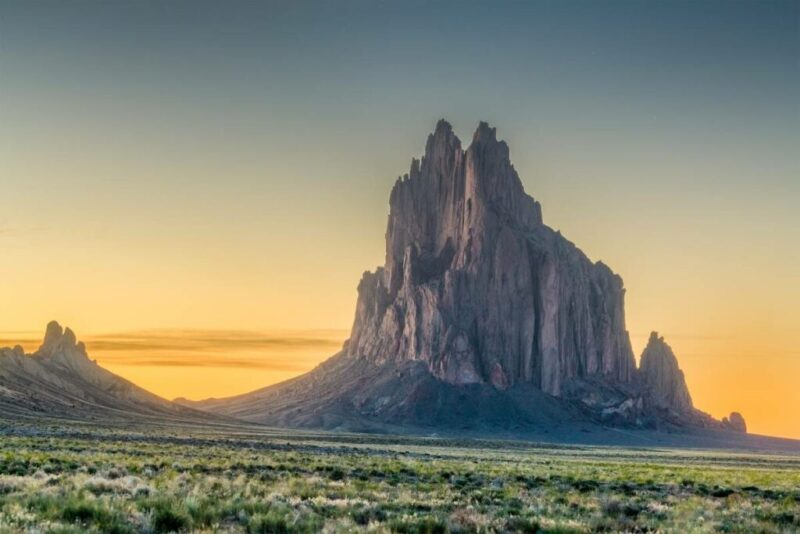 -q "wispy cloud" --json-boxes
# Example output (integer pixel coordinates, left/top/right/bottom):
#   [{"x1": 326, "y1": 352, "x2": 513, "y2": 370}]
[
  {"x1": 87, "y1": 329, "x2": 347, "y2": 353},
  {"x1": 0, "y1": 328, "x2": 349, "y2": 369},
  {"x1": 99, "y1": 356, "x2": 316, "y2": 371}
]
